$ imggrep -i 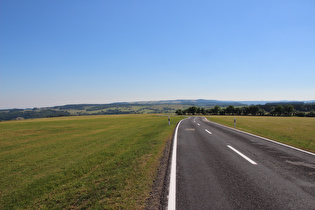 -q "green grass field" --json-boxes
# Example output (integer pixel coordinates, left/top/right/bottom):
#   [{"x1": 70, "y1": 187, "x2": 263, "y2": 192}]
[
  {"x1": 0, "y1": 115, "x2": 183, "y2": 209},
  {"x1": 208, "y1": 116, "x2": 315, "y2": 153}
]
